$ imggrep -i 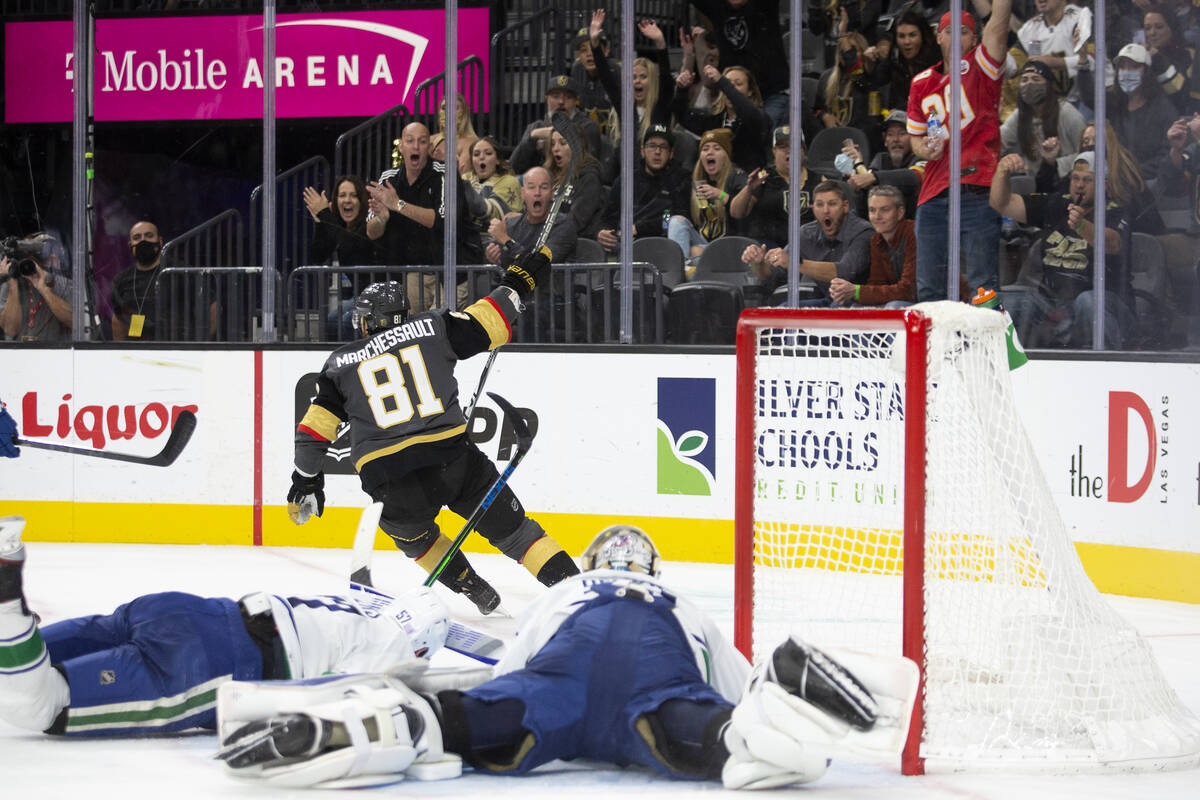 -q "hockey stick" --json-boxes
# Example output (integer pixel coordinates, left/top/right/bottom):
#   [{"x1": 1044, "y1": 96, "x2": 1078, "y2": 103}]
[
  {"x1": 14, "y1": 410, "x2": 197, "y2": 467},
  {"x1": 461, "y1": 116, "x2": 581, "y2": 429},
  {"x1": 349, "y1": 502, "x2": 385, "y2": 587},
  {"x1": 425, "y1": 391, "x2": 534, "y2": 589}
]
